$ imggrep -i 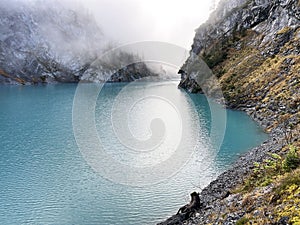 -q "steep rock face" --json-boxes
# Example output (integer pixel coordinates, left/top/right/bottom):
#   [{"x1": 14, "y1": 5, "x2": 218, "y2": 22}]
[
  {"x1": 189, "y1": 0, "x2": 299, "y2": 57},
  {"x1": 0, "y1": 0, "x2": 154, "y2": 84},
  {"x1": 179, "y1": 0, "x2": 299, "y2": 131}
]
